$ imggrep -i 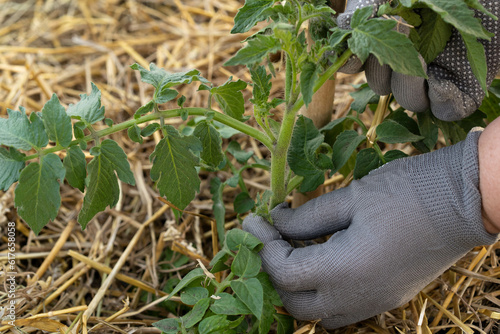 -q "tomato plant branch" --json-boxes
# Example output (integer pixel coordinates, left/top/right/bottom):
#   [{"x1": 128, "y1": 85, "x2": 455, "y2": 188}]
[{"x1": 23, "y1": 108, "x2": 273, "y2": 161}]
